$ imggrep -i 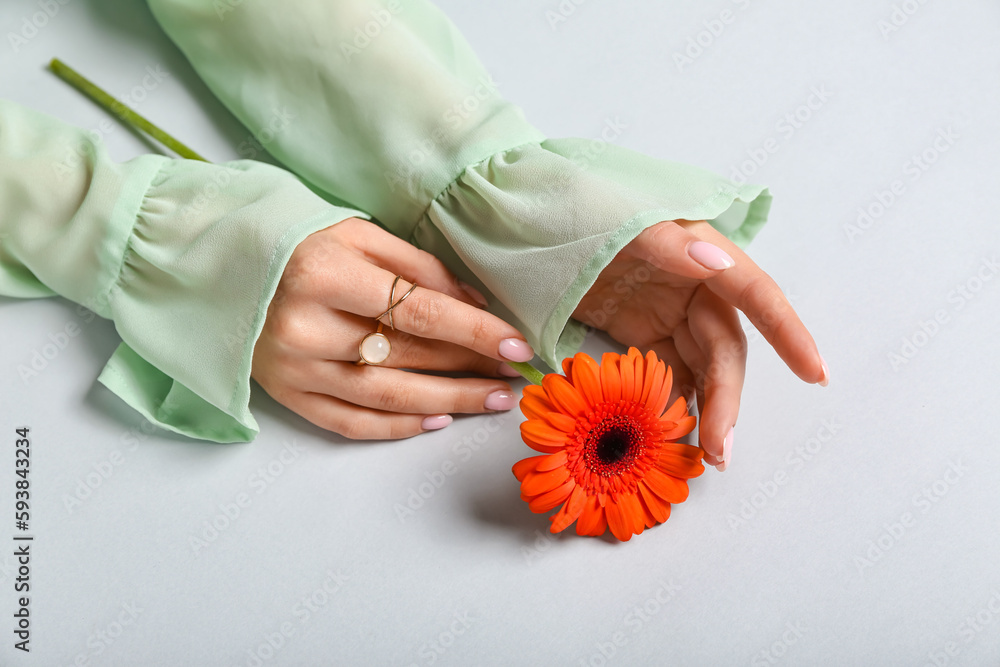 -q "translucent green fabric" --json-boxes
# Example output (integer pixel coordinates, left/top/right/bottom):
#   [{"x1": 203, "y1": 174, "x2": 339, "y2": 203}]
[
  {"x1": 148, "y1": 0, "x2": 770, "y2": 369},
  {"x1": 0, "y1": 0, "x2": 770, "y2": 443},
  {"x1": 0, "y1": 100, "x2": 364, "y2": 442}
]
